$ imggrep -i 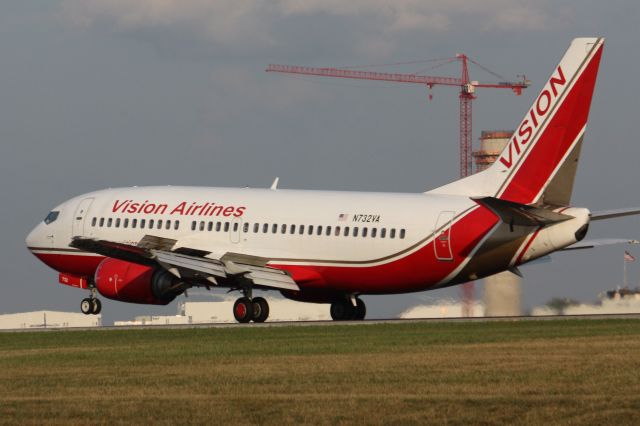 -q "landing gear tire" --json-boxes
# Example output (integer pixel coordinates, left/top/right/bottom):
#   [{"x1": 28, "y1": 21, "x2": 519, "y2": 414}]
[
  {"x1": 92, "y1": 298, "x2": 102, "y2": 315},
  {"x1": 80, "y1": 298, "x2": 93, "y2": 315},
  {"x1": 252, "y1": 297, "x2": 270, "y2": 323},
  {"x1": 233, "y1": 297, "x2": 253, "y2": 323},
  {"x1": 330, "y1": 300, "x2": 355, "y2": 321},
  {"x1": 354, "y1": 298, "x2": 366, "y2": 320}
]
